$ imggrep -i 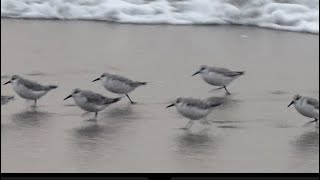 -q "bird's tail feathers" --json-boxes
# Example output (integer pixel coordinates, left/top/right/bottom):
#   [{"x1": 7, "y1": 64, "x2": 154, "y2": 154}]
[
  {"x1": 236, "y1": 71, "x2": 245, "y2": 76},
  {"x1": 209, "y1": 103, "x2": 222, "y2": 108},
  {"x1": 49, "y1": 85, "x2": 58, "y2": 90},
  {"x1": 109, "y1": 97, "x2": 122, "y2": 104},
  {"x1": 133, "y1": 81, "x2": 147, "y2": 87},
  {"x1": 137, "y1": 82, "x2": 147, "y2": 86}
]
